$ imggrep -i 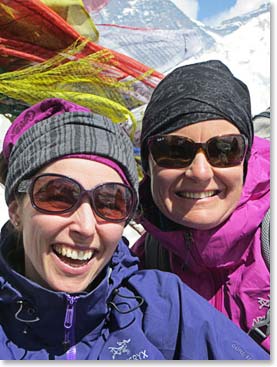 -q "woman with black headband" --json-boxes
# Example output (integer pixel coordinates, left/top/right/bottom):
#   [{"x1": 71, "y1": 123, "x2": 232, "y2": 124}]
[
  {"x1": 0, "y1": 98, "x2": 269, "y2": 360},
  {"x1": 132, "y1": 60, "x2": 270, "y2": 352}
]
